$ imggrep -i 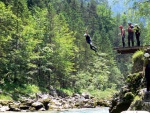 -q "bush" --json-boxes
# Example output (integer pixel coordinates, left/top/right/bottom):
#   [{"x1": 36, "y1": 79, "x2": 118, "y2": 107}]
[
  {"x1": 87, "y1": 88, "x2": 117, "y2": 99},
  {"x1": 0, "y1": 94, "x2": 12, "y2": 100}
]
